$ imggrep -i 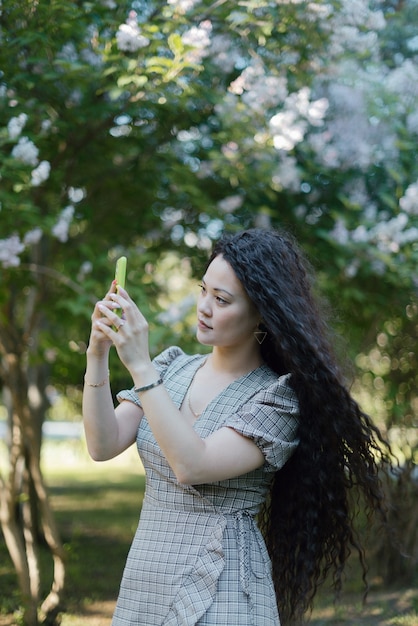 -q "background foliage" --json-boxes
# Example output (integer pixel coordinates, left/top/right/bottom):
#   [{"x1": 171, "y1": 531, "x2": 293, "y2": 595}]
[{"x1": 0, "y1": 0, "x2": 417, "y2": 623}]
